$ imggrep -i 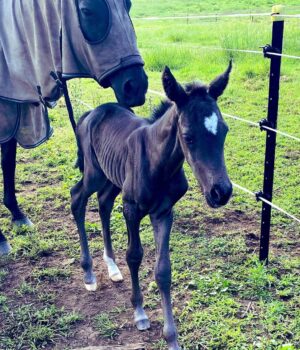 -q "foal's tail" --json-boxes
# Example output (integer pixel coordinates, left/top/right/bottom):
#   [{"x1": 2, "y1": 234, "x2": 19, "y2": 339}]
[
  {"x1": 75, "y1": 136, "x2": 84, "y2": 173},
  {"x1": 75, "y1": 111, "x2": 91, "y2": 172}
]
